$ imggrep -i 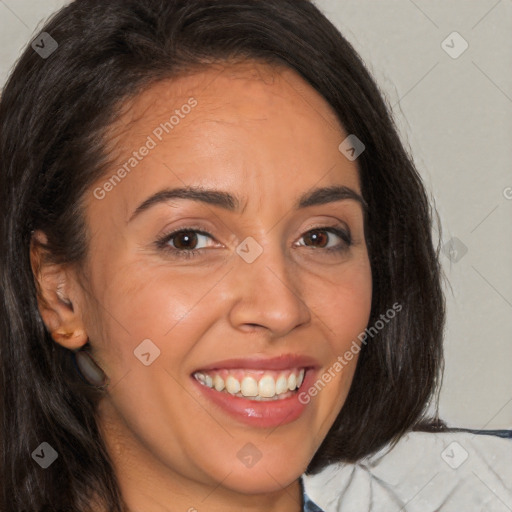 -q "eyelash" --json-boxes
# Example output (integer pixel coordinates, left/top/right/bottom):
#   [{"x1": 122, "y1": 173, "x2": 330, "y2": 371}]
[{"x1": 154, "y1": 225, "x2": 352, "y2": 260}]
